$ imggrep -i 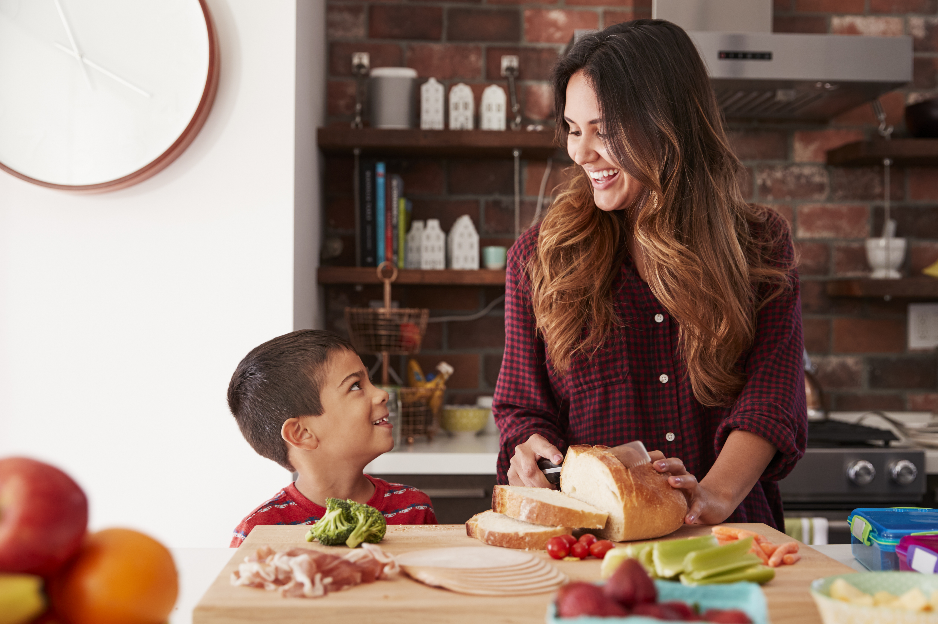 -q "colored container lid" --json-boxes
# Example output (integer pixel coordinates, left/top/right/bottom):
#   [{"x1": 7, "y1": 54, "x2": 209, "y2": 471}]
[
  {"x1": 898, "y1": 534, "x2": 938, "y2": 573},
  {"x1": 848, "y1": 508, "x2": 938, "y2": 548}
]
